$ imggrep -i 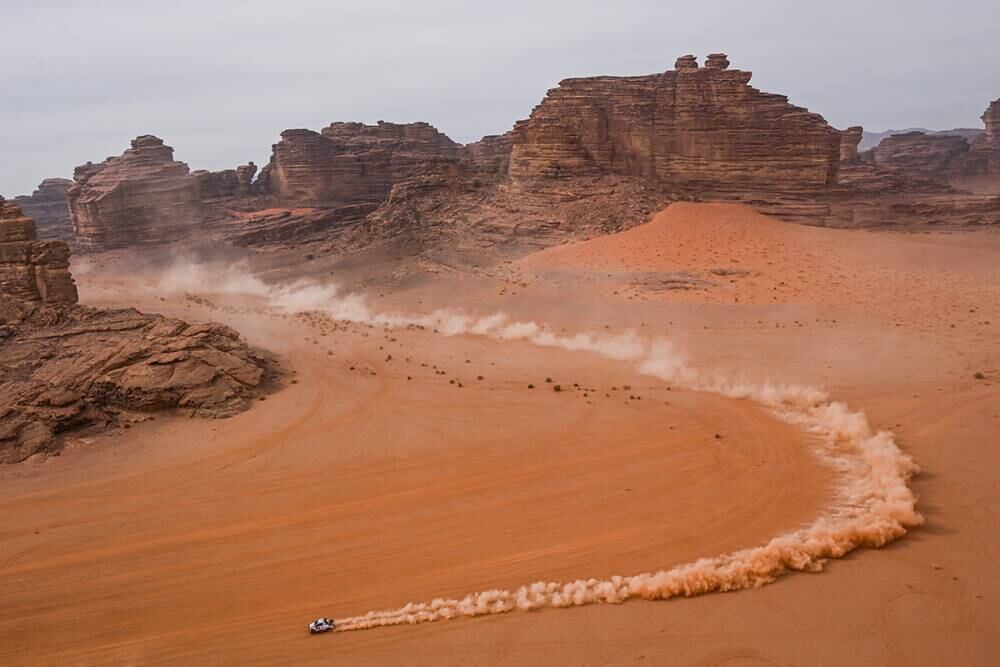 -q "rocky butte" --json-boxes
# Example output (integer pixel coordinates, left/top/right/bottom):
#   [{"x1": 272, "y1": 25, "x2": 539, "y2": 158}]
[
  {"x1": 67, "y1": 135, "x2": 205, "y2": 250},
  {"x1": 508, "y1": 53, "x2": 843, "y2": 195},
  {"x1": 0, "y1": 200, "x2": 277, "y2": 463},
  {"x1": 13, "y1": 178, "x2": 74, "y2": 241}
]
